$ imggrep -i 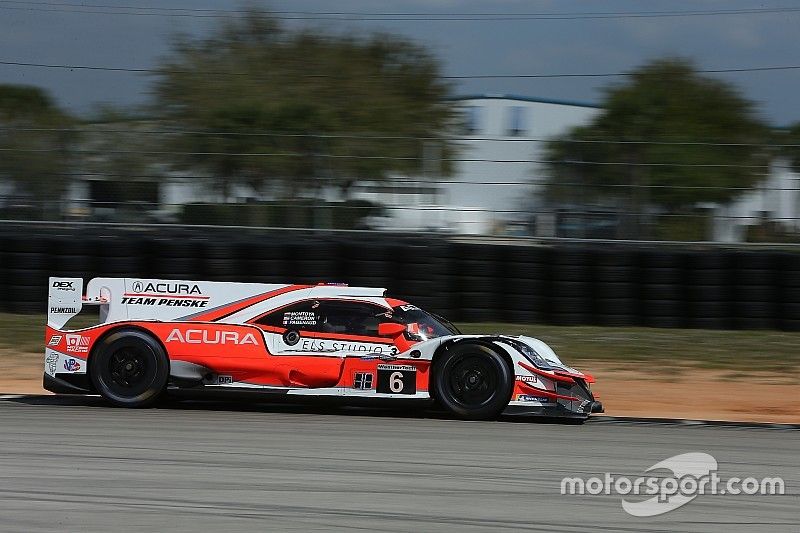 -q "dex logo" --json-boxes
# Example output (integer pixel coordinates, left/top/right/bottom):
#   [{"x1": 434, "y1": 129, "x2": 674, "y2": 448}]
[{"x1": 52, "y1": 281, "x2": 74, "y2": 291}]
